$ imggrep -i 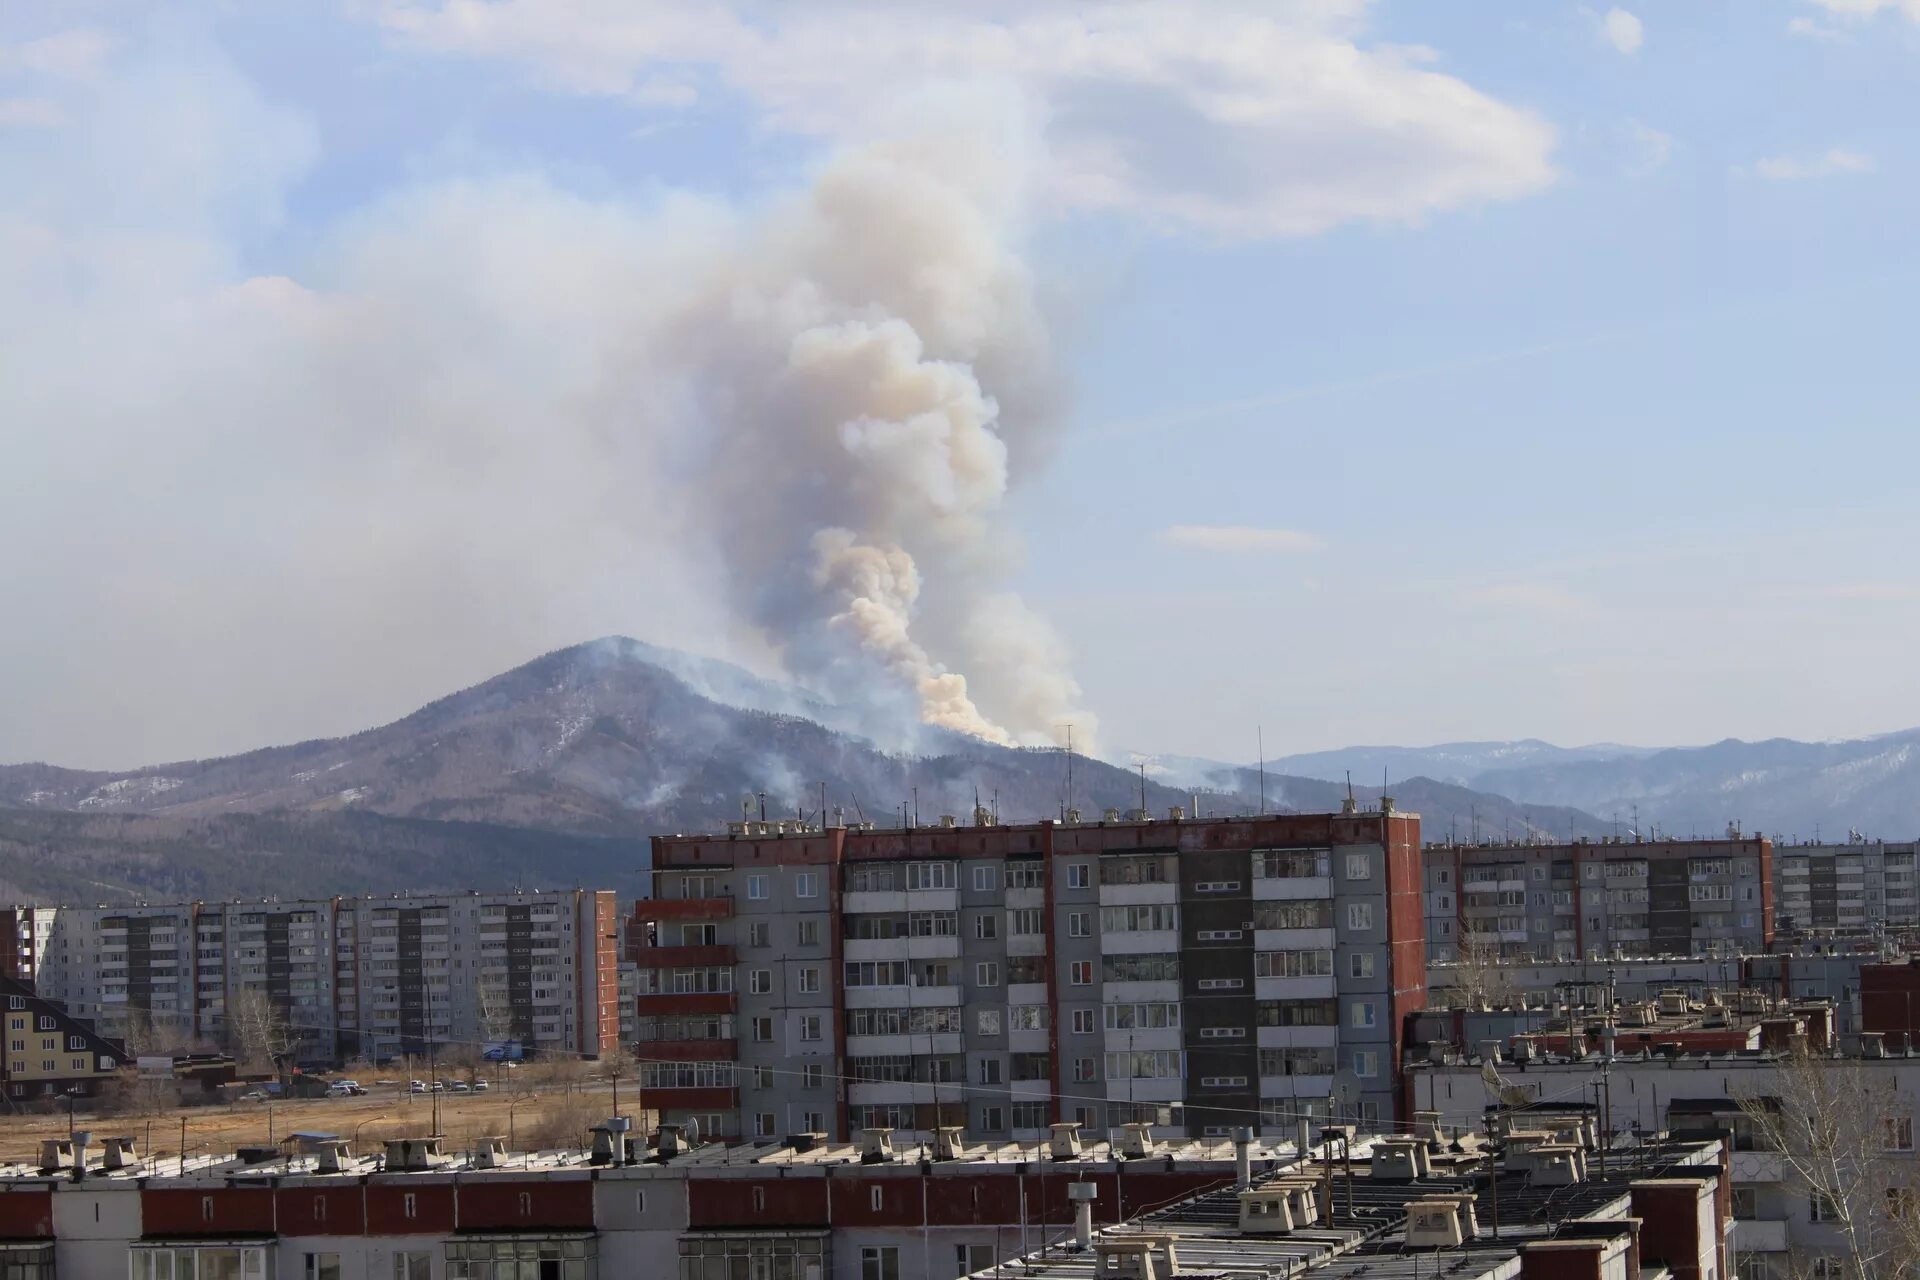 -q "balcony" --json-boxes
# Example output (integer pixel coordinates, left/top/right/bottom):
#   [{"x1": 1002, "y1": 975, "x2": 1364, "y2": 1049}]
[
  {"x1": 1098, "y1": 883, "x2": 1177, "y2": 907},
  {"x1": 640, "y1": 1086, "x2": 739, "y2": 1111},
  {"x1": 639, "y1": 898, "x2": 735, "y2": 922},
  {"x1": 1103, "y1": 1027, "x2": 1181, "y2": 1053},
  {"x1": 1256, "y1": 1025, "x2": 1337, "y2": 1049},
  {"x1": 630, "y1": 944, "x2": 737, "y2": 969},
  {"x1": 1105, "y1": 1078, "x2": 1182, "y2": 1103},
  {"x1": 1102, "y1": 930, "x2": 1179, "y2": 956},
  {"x1": 1254, "y1": 929, "x2": 1335, "y2": 952},
  {"x1": 1731, "y1": 1220, "x2": 1787, "y2": 1254},
  {"x1": 1252, "y1": 876, "x2": 1332, "y2": 902},
  {"x1": 1258, "y1": 1074, "x2": 1334, "y2": 1098},
  {"x1": 844, "y1": 936, "x2": 959, "y2": 962},
  {"x1": 846, "y1": 1033, "x2": 963, "y2": 1057},
  {"x1": 635, "y1": 1038, "x2": 737, "y2": 1061},
  {"x1": 634, "y1": 992, "x2": 738, "y2": 1017},
  {"x1": 1254, "y1": 976, "x2": 1336, "y2": 1001},
  {"x1": 848, "y1": 1082, "x2": 966, "y2": 1106},
  {"x1": 844, "y1": 889, "x2": 960, "y2": 914},
  {"x1": 845, "y1": 984, "x2": 962, "y2": 1009}
]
